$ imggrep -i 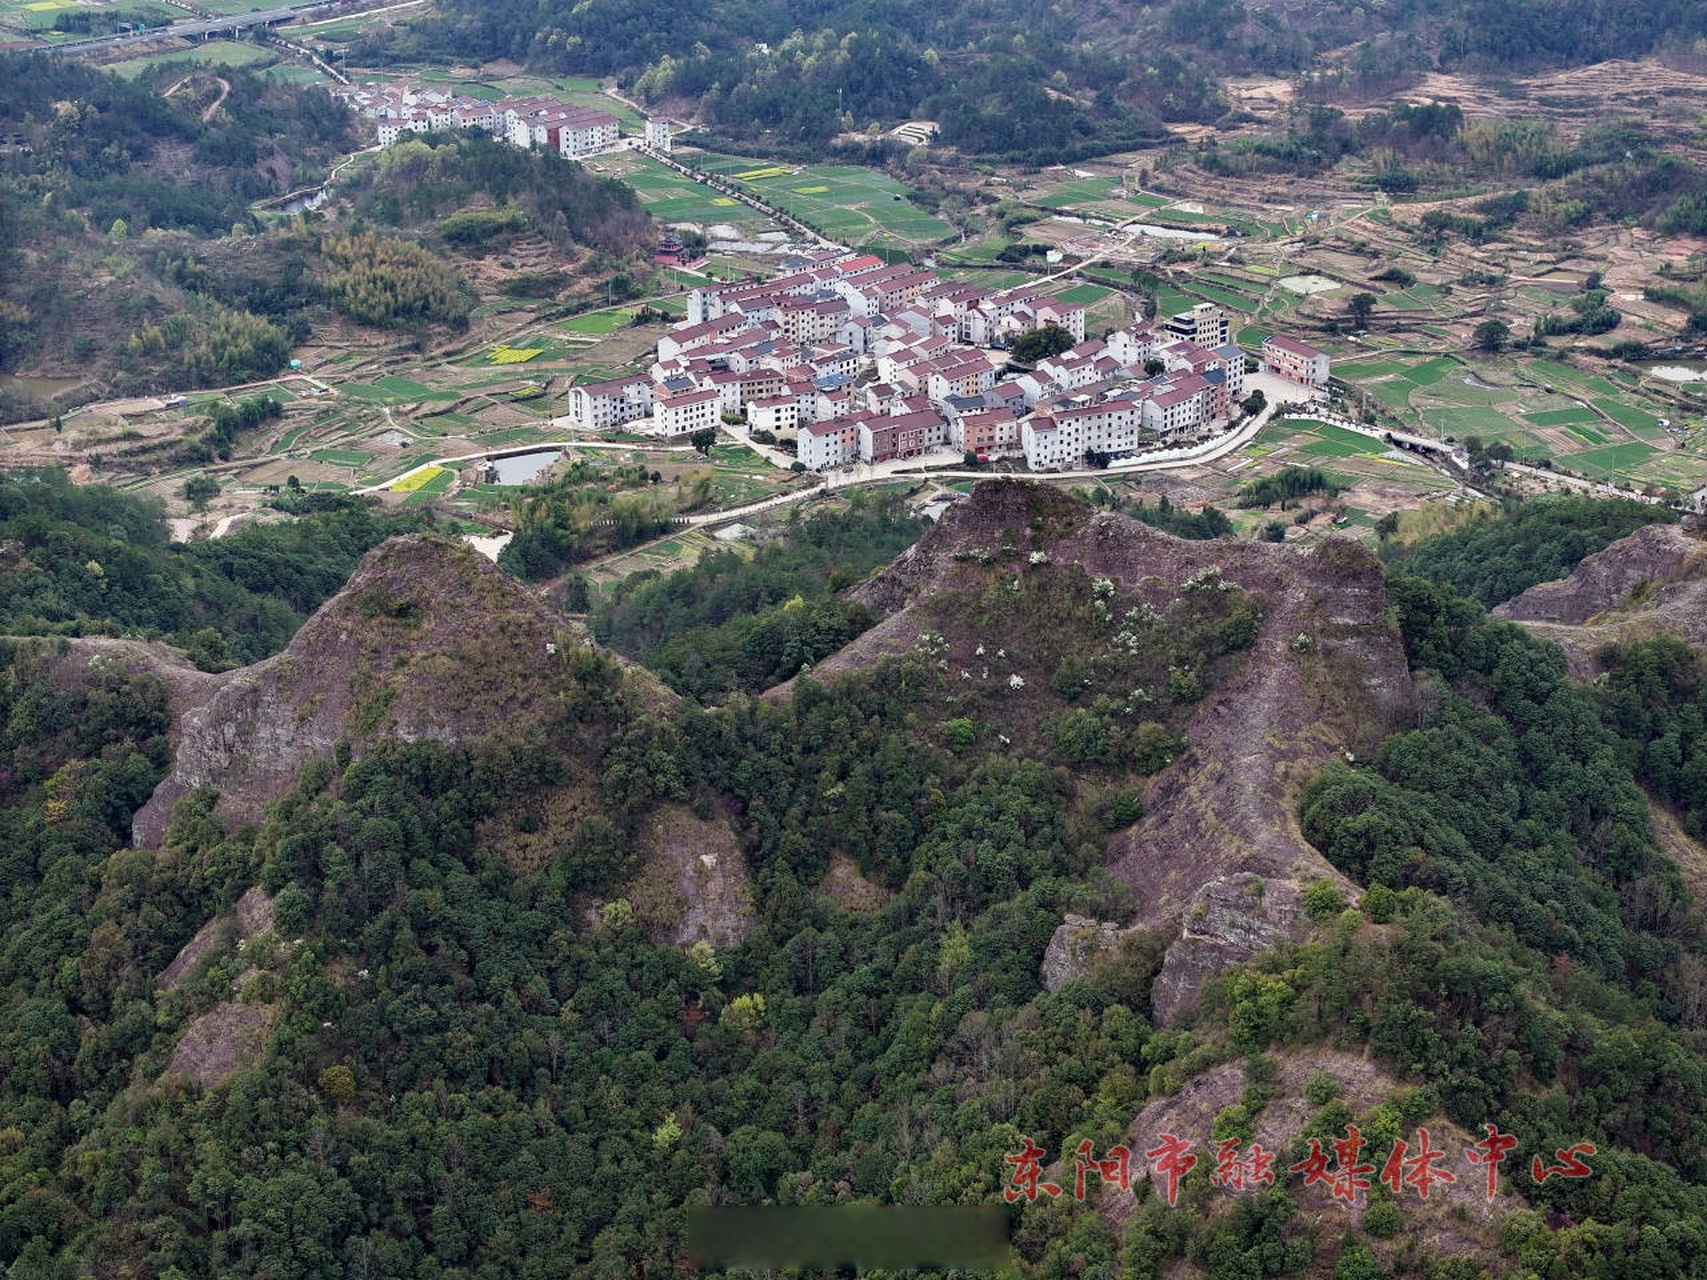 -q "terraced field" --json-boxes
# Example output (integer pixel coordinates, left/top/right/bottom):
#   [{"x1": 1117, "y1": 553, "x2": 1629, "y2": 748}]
[{"x1": 690, "y1": 154, "x2": 954, "y2": 247}]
